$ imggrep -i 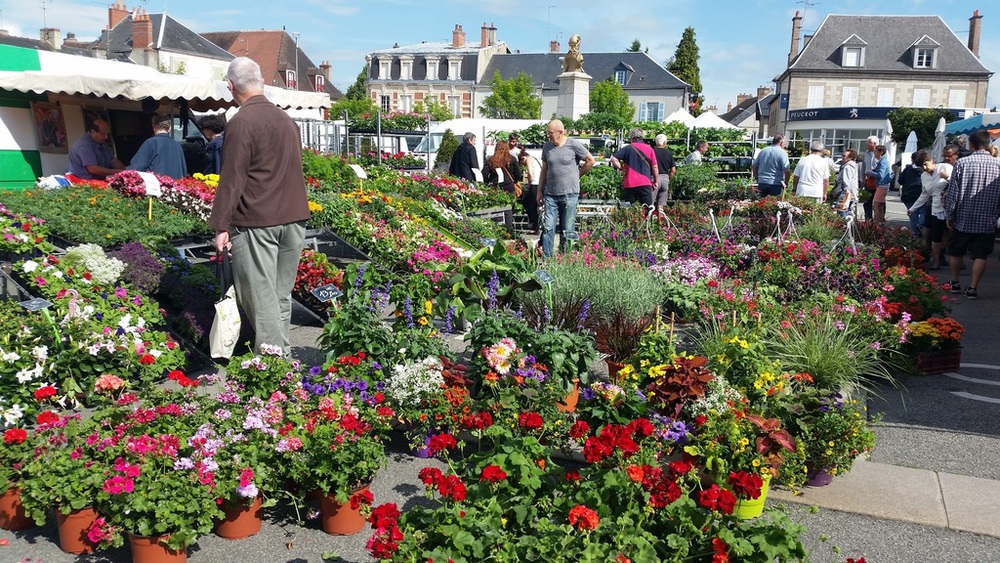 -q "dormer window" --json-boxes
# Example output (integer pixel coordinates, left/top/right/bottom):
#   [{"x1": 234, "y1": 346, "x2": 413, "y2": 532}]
[
  {"x1": 378, "y1": 58, "x2": 391, "y2": 79},
  {"x1": 615, "y1": 70, "x2": 626, "y2": 86},
  {"x1": 910, "y1": 35, "x2": 940, "y2": 69},
  {"x1": 285, "y1": 70, "x2": 297, "y2": 89},
  {"x1": 314, "y1": 74, "x2": 324, "y2": 92},
  {"x1": 426, "y1": 58, "x2": 439, "y2": 80},
  {"x1": 399, "y1": 55, "x2": 414, "y2": 80},
  {"x1": 839, "y1": 35, "x2": 867, "y2": 68},
  {"x1": 612, "y1": 62, "x2": 634, "y2": 86},
  {"x1": 447, "y1": 56, "x2": 462, "y2": 80}
]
